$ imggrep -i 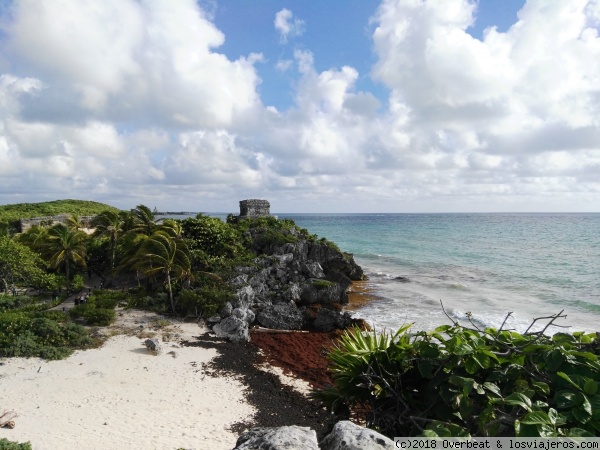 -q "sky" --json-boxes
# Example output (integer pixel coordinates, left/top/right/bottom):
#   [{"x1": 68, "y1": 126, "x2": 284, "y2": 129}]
[{"x1": 0, "y1": 0, "x2": 599, "y2": 213}]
